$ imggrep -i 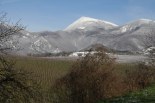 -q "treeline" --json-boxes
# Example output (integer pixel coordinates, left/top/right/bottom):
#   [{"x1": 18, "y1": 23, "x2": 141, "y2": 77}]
[{"x1": 27, "y1": 52, "x2": 72, "y2": 57}]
